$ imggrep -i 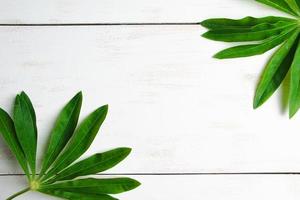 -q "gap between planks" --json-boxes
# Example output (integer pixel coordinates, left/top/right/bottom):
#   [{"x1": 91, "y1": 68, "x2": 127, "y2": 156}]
[
  {"x1": 2, "y1": 172, "x2": 300, "y2": 176},
  {"x1": 0, "y1": 22, "x2": 199, "y2": 26}
]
